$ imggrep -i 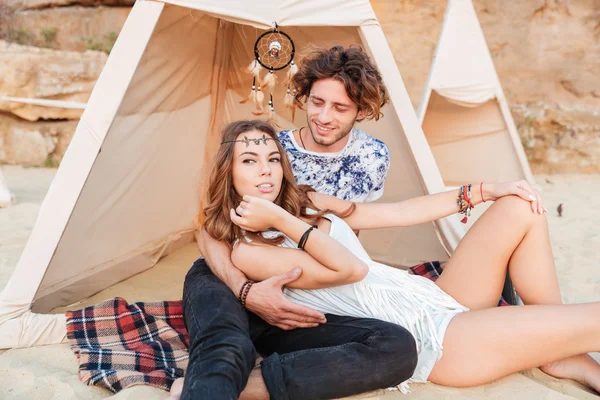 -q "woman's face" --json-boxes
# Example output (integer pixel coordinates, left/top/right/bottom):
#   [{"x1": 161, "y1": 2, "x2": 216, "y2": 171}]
[{"x1": 231, "y1": 129, "x2": 283, "y2": 202}]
